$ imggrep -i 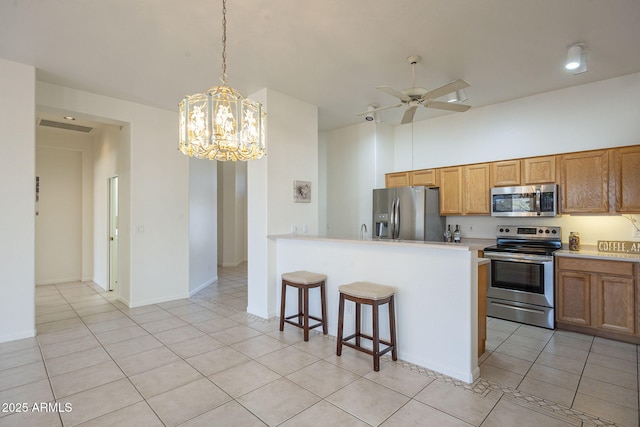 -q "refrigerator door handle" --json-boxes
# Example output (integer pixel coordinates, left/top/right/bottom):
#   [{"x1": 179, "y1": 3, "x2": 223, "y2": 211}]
[
  {"x1": 394, "y1": 196, "x2": 401, "y2": 239},
  {"x1": 390, "y1": 197, "x2": 396, "y2": 239}
]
